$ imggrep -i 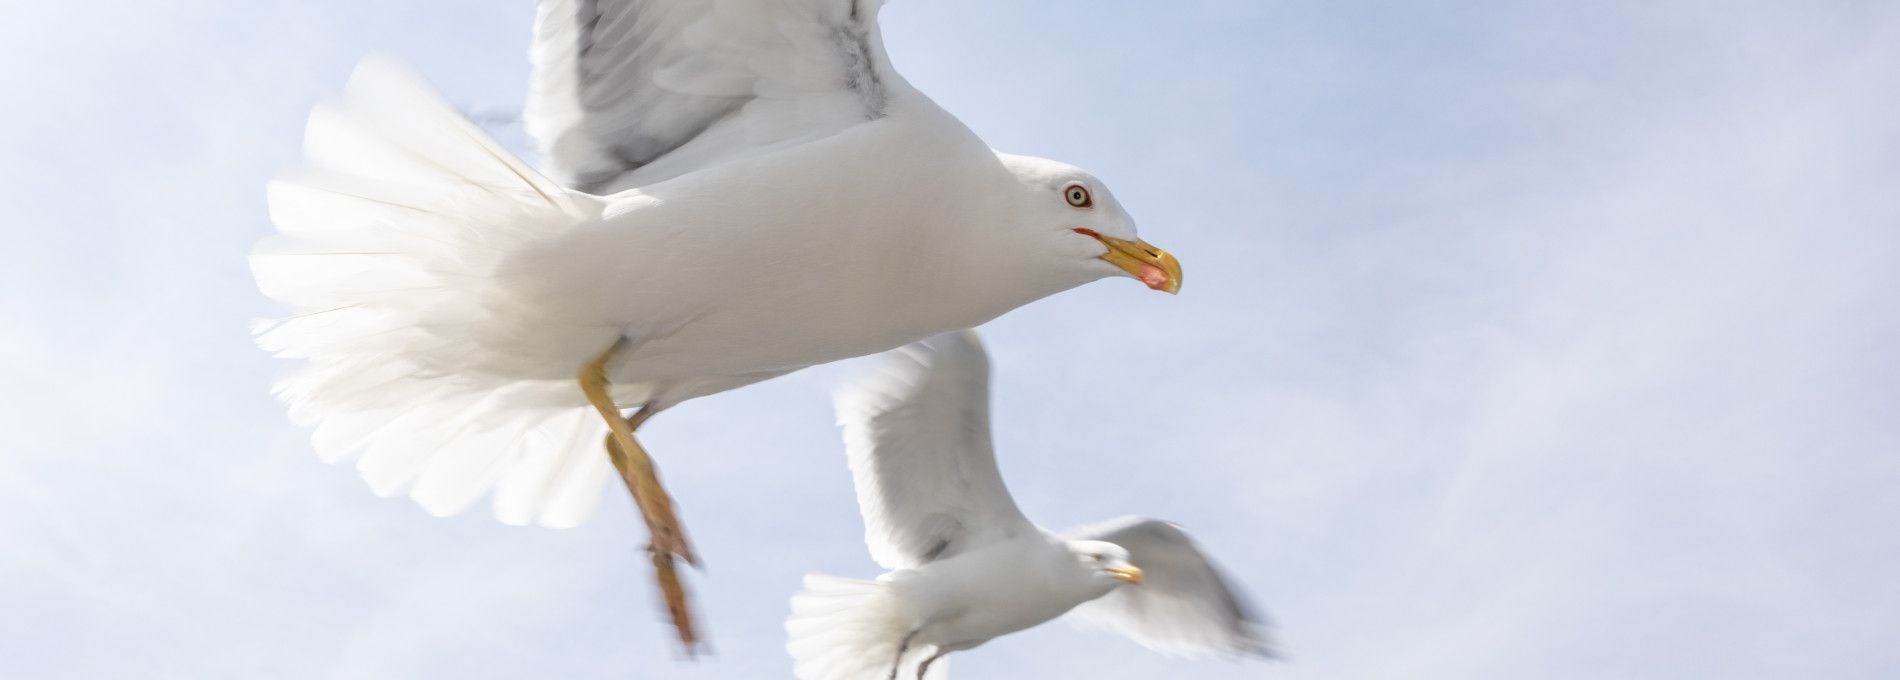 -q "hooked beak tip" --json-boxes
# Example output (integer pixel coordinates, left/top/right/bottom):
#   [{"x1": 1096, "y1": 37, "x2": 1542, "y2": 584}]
[{"x1": 1075, "y1": 229, "x2": 1183, "y2": 294}]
